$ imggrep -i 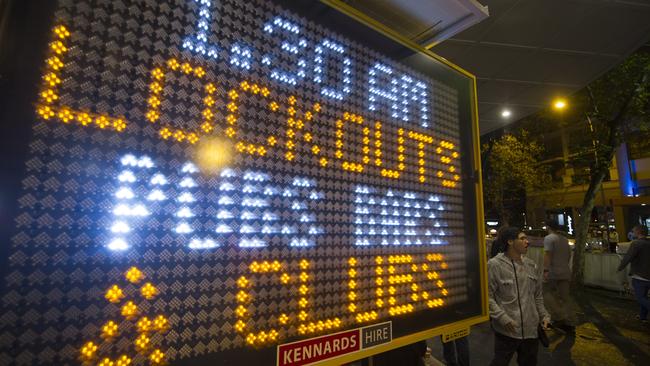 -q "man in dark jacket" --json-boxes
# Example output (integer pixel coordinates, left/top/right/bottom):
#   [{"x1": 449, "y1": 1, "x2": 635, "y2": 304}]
[{"x1": 617, "y1": 225, "x2": 650, "y2": 324}]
